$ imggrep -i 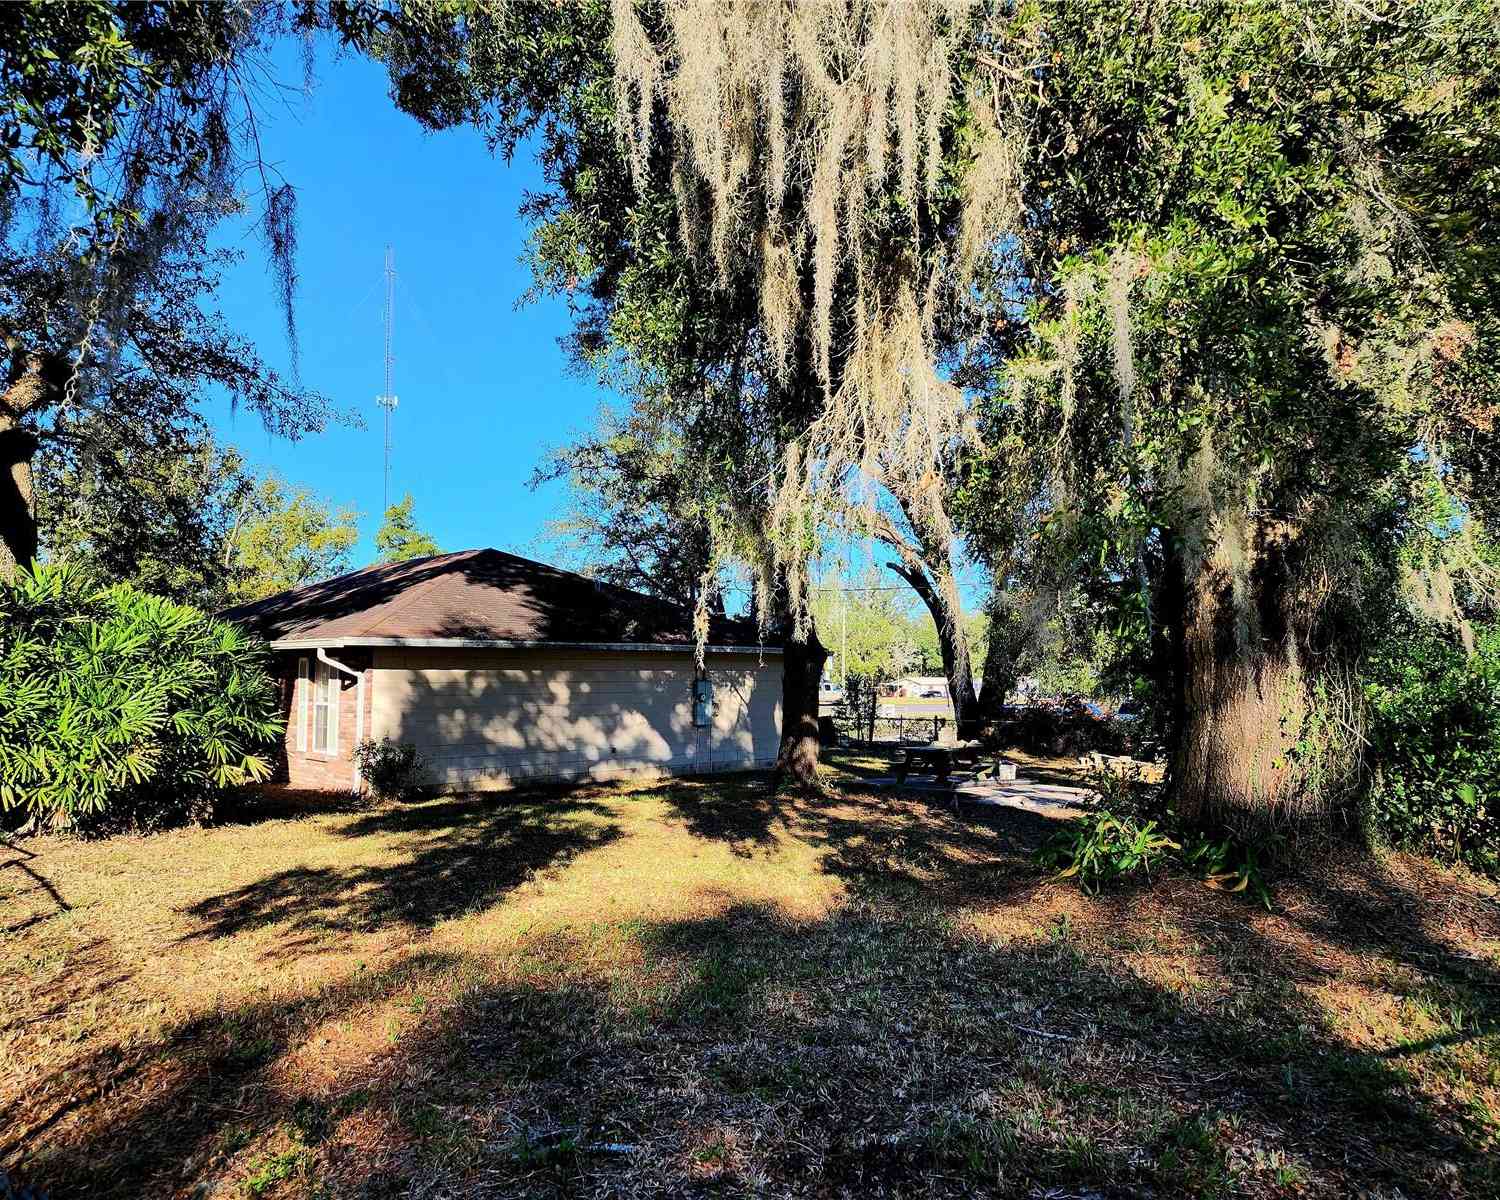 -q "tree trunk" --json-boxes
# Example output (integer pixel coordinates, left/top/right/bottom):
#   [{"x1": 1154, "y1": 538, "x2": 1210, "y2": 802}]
[
  {"x1": 872, "y1": 497, "x2": 980, "y2": 737},
  {"x1": 970, "y1": 605, "x2": 1018, "y2": 736},
  {"x1": 1164, "y1": 523, "x2": 1356, "y2": 839},
  {"x1": 0, "y1": 420, "x2": 39, "y2": 580},
  {"x1": 772, "y1": 623, "x2": 829, "y2": 791},
  {"x1": 887, "y1": 560, "x2": 977, "y2": 735},
  {"x1": 1, "y1": 345, "x2": 69, "y2": 581}
]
